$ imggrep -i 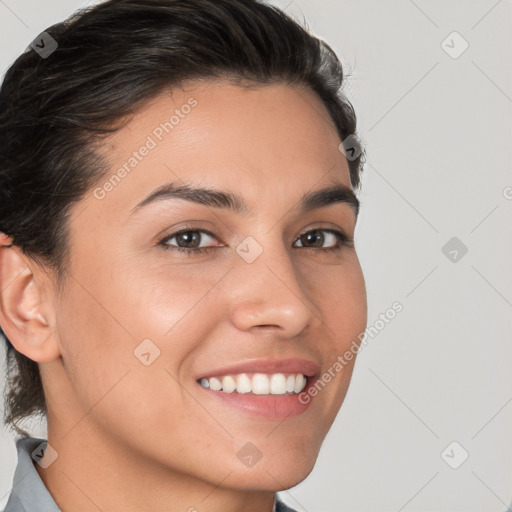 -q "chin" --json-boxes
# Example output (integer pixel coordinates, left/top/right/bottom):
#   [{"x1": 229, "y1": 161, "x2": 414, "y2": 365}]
[{"x1": 220, "y1": 450, "x2": 319, "y2": 492}]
